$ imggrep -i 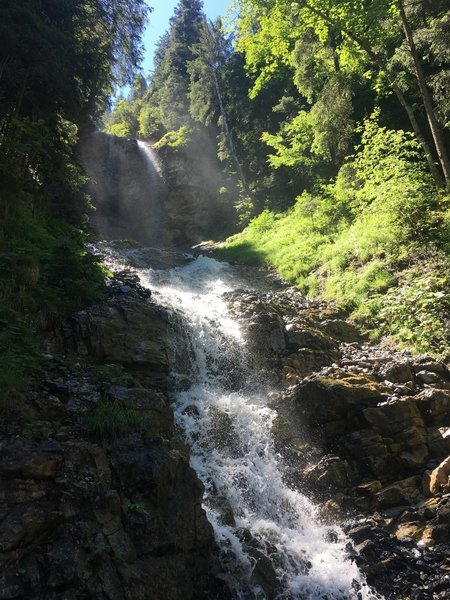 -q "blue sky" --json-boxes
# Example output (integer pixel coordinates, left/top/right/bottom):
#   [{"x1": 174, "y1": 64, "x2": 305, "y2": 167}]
[{"x1": 142, "y1": 0, "x2": 232, "y2": 75}]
